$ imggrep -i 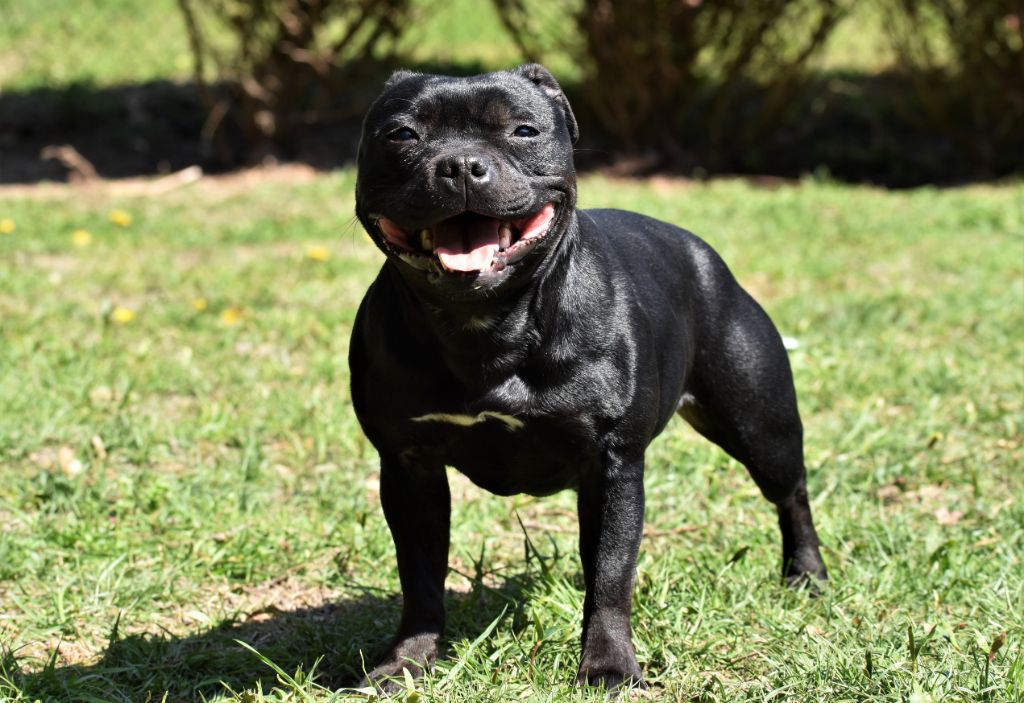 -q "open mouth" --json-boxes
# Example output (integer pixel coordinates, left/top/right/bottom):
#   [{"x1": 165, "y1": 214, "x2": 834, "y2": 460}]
[{"x1": 375, "y1": 203, "x2": 557, "y2": 274}]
